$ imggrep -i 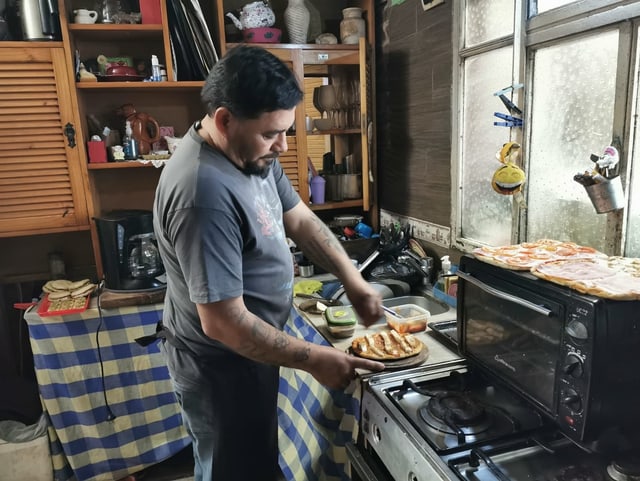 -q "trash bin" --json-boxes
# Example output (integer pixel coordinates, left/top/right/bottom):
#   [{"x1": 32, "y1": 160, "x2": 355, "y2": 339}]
[{"x1": 0, "y1": 414, "x2": 53, "y2": 481}]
